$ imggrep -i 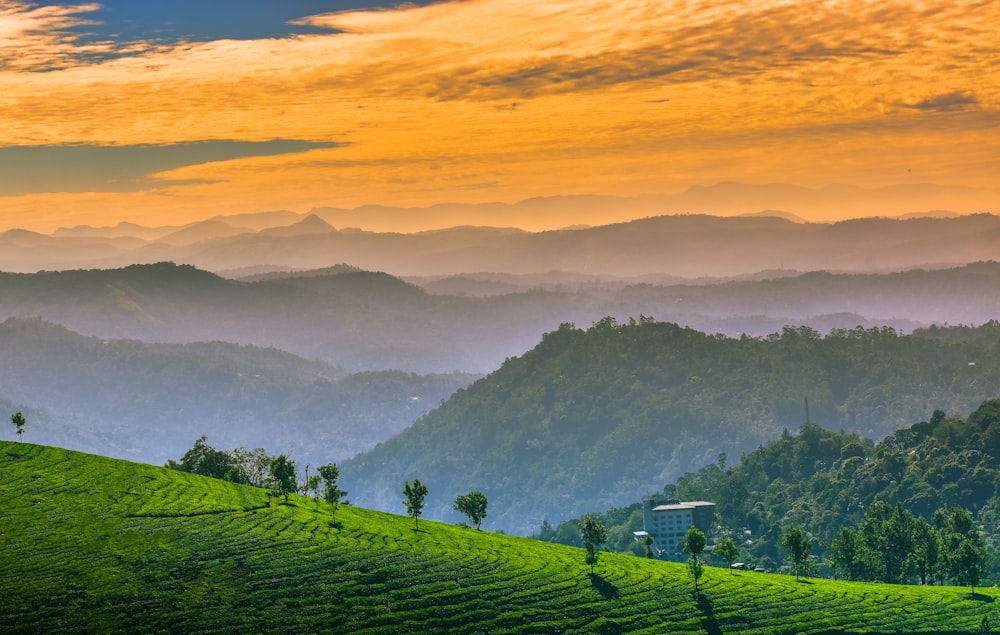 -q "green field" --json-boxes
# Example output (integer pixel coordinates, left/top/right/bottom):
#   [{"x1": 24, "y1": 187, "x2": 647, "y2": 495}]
[{"x1": 1, "y1": 442, "x2": 996, "y2": 634}]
